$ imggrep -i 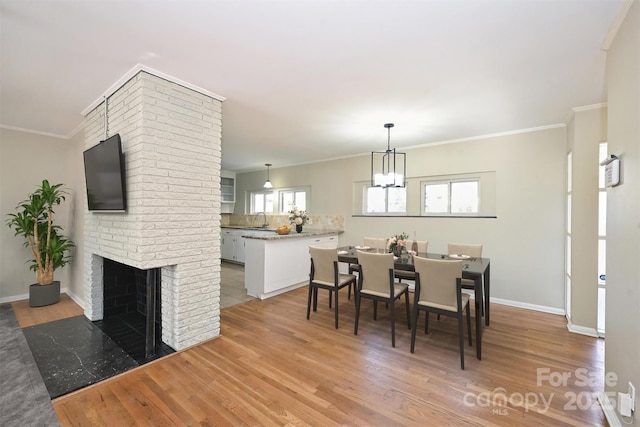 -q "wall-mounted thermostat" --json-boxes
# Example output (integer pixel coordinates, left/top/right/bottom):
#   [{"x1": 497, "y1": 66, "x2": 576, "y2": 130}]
[{"x1": 600, "y1": 154, "x2": 621, "y2": 187}]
